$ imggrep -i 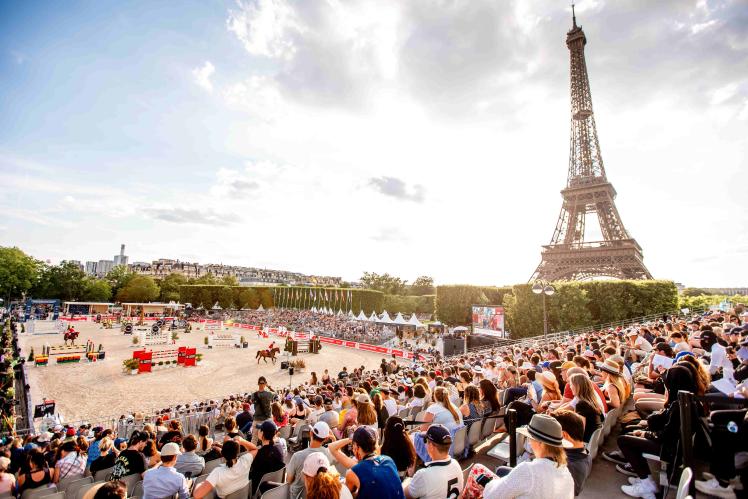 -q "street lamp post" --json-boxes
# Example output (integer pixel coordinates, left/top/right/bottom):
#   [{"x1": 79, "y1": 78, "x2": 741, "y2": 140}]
[{"x1": 532, "y1": 281, "x2": 555, "y2": 342}]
